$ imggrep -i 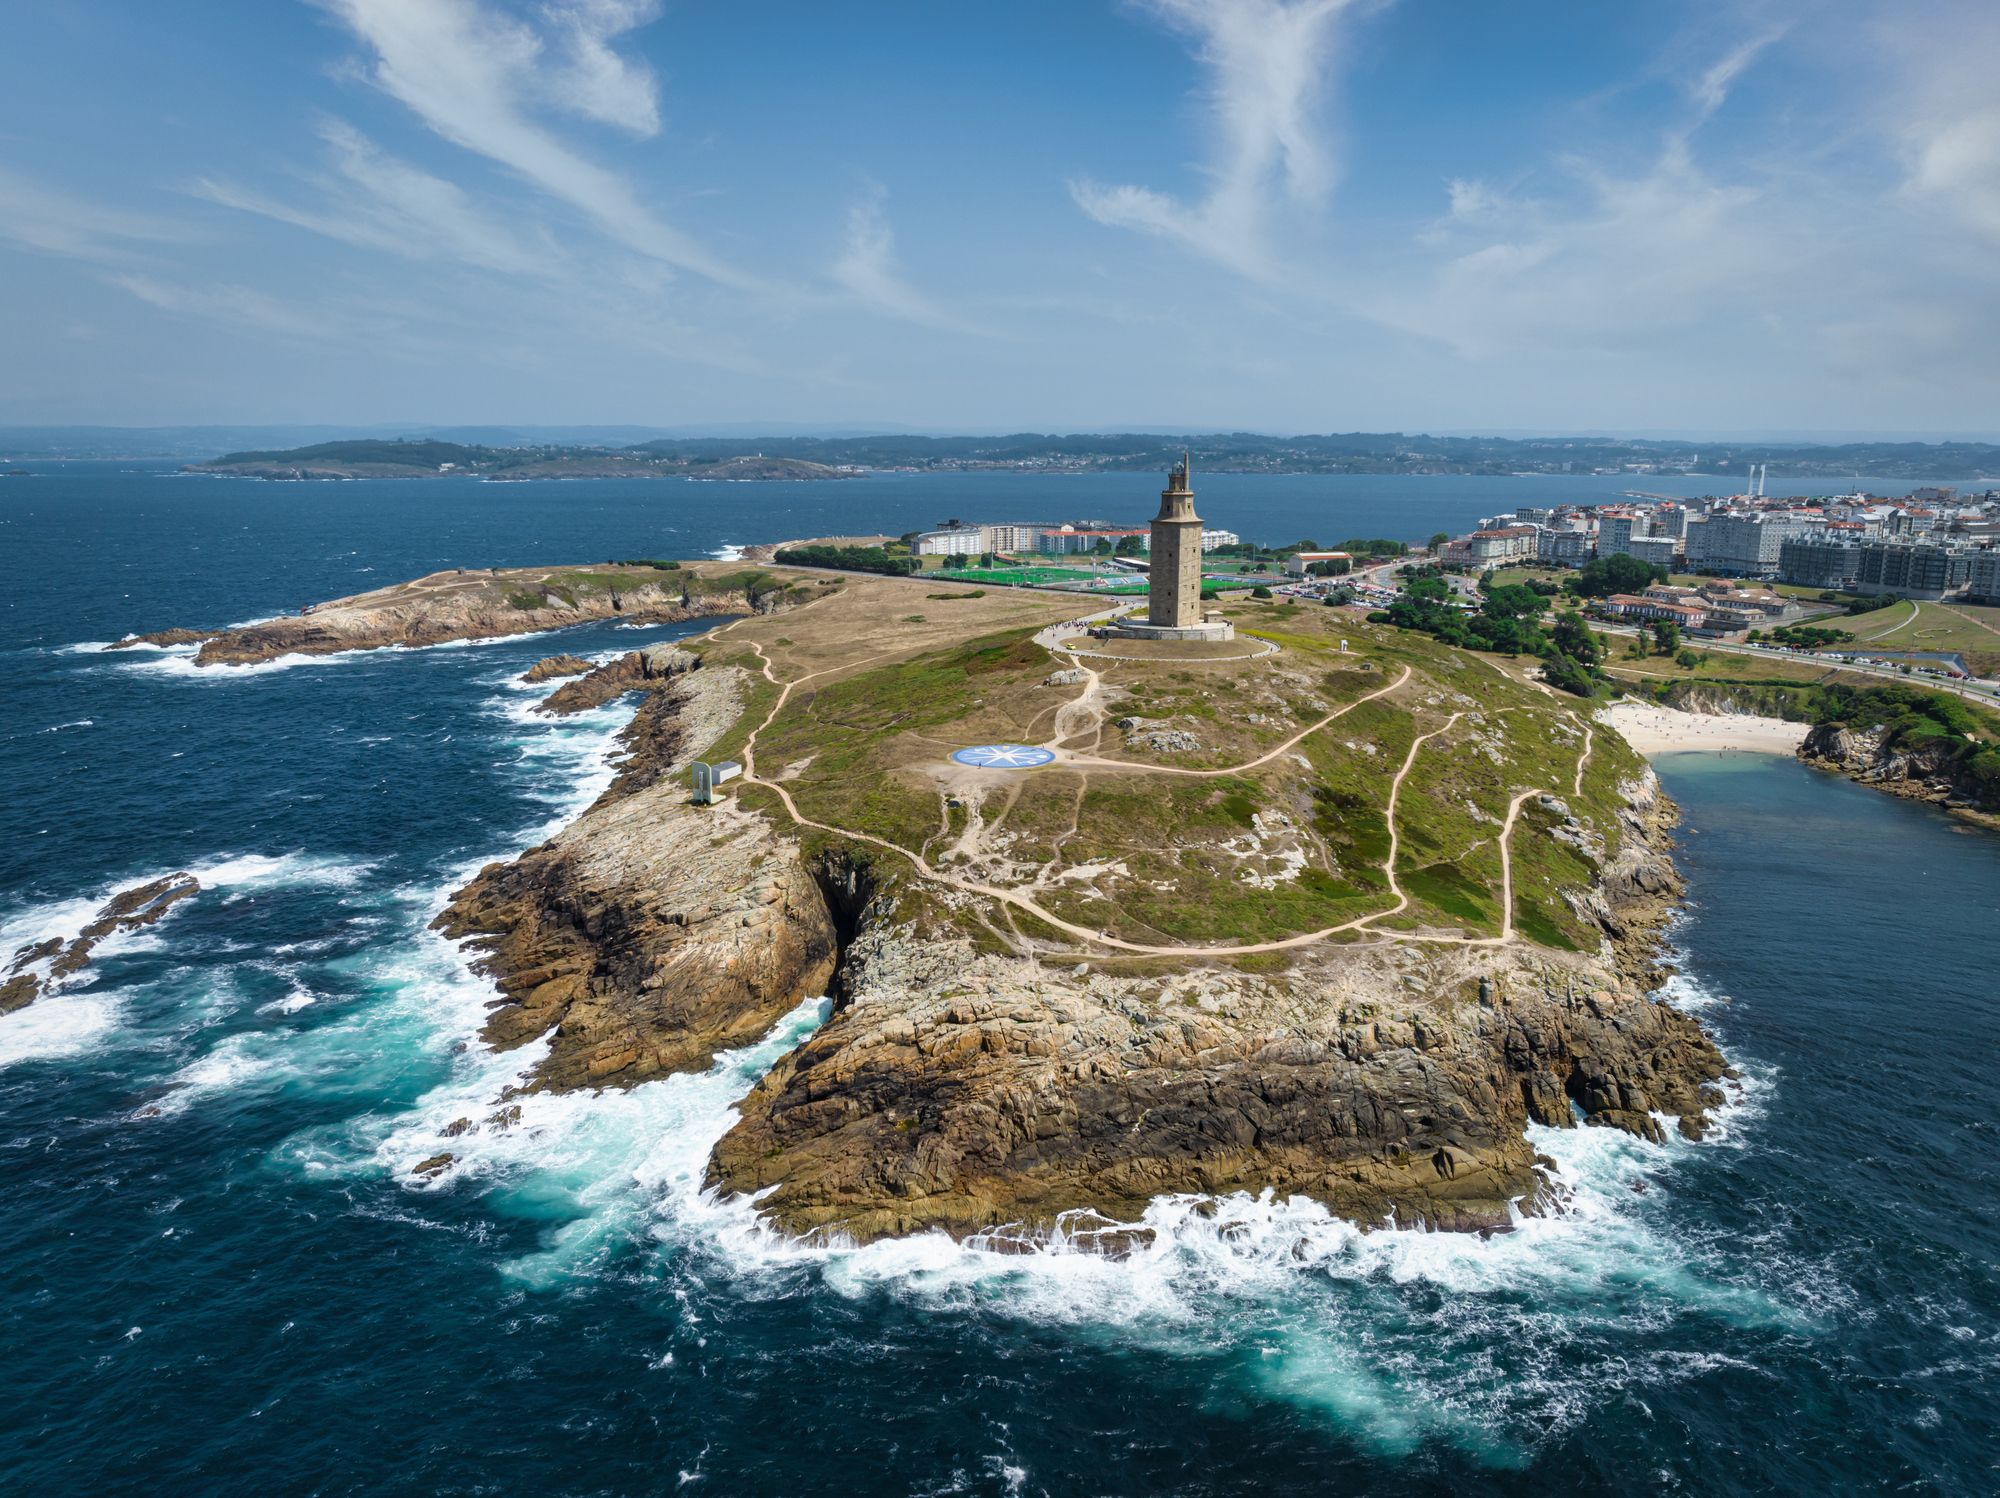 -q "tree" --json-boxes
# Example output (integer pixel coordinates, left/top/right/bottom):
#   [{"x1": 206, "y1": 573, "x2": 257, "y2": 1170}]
[
  {"x1": 1551, "y1": 611, "x2": 1601, "y2": 666},
  {"x1": 1251, "y1": 585, "x2": 1274, "y2": 599},
  {"x1": 1675, "y1": 648, "x2": 1700, "y2": 670},
  {"x1": 1481, "y1": 584, "x2": 1546, "y2": 621},
  {"x1": 1114, "y1": 534, "x2": 1145, "y2": 557},
  {"x1": 1289, "y1": 539, "x2": 1322, "y2": 553},
  {"x1": 1092, "y1": 538, "x2": 1113, "y2": 556},
  {"x1": 1575, "y1": 553, "x2": 1668, "y2": 598},
  {"x1": 978, "y1": 552, "x2": 996, "y2": 569},
  {"x1": 1543, "y1": 653, "x2": 1596, "y2": 697},
  {"x1": 1651, "y1": 620, "x2": 1682, "y2": 656},
  {"x1": 1429, "y1": 532, "x2": 1451, "y2": 552}
]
